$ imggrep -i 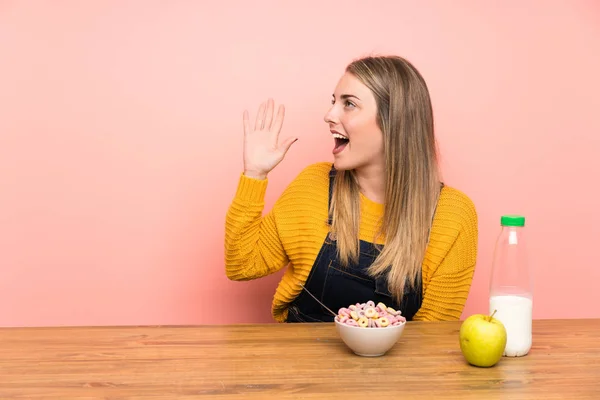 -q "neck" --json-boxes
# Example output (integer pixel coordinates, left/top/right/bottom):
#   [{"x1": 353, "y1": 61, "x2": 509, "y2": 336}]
[{"x1": 354, "y1": 163, "x2": 386, "y2": 204}]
